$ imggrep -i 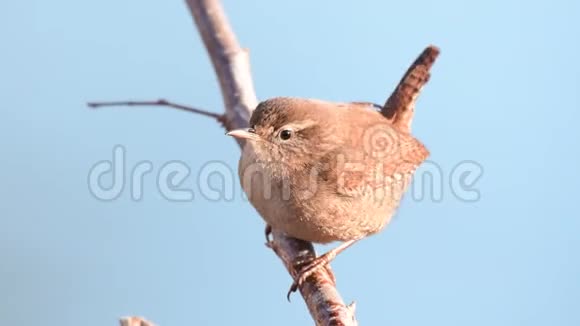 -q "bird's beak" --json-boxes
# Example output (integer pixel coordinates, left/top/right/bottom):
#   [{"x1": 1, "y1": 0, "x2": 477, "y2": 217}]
[{"x1": 226, "y1": 128, "x2": 261, "y2": 141}]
